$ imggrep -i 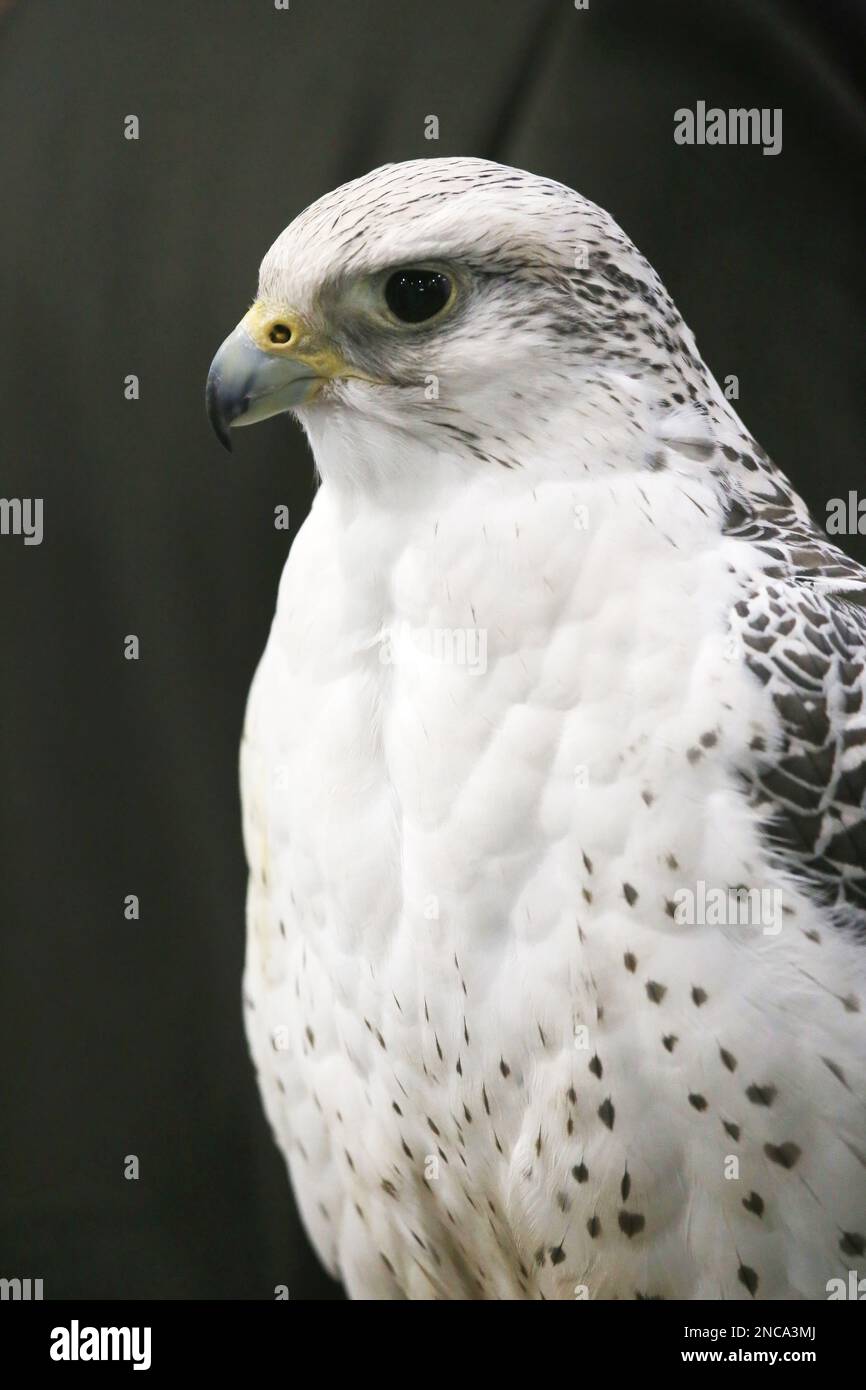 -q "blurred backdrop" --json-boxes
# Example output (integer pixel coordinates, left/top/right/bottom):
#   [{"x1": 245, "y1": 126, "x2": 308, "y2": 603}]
[{"x1": 0, "y1": 0, "x2": 863, "y2": 1298}]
